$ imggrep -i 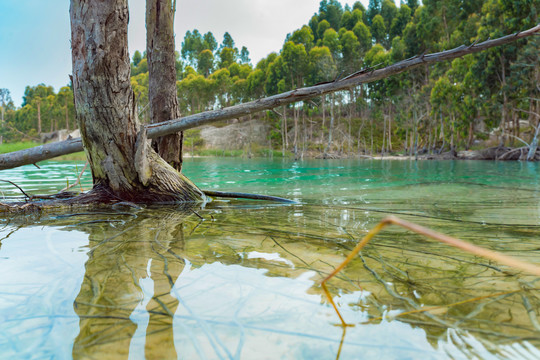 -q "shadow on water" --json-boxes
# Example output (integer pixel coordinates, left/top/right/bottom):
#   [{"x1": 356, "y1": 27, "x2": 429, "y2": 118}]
[{"x1": 1, "y1": 159, "x2": 540, "y2": 359}]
